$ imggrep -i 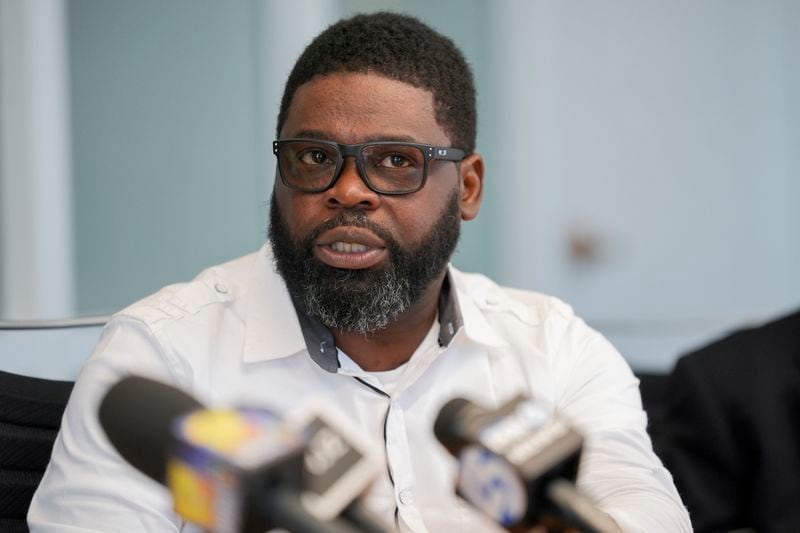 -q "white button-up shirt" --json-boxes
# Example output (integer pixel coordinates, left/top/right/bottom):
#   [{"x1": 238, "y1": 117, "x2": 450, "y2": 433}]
[{"x1": 29, "y1": 245, "x2": 691, "y2": 532}]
